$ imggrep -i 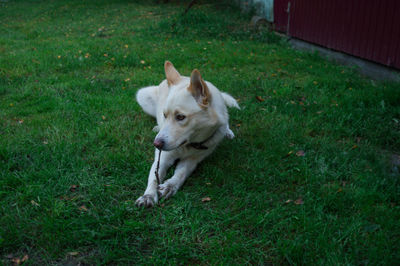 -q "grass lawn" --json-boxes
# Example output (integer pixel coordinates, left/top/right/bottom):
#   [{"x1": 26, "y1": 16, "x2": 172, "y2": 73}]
[{"x1": 1, "y1": 0, "x2": 400, "y2": 264}]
